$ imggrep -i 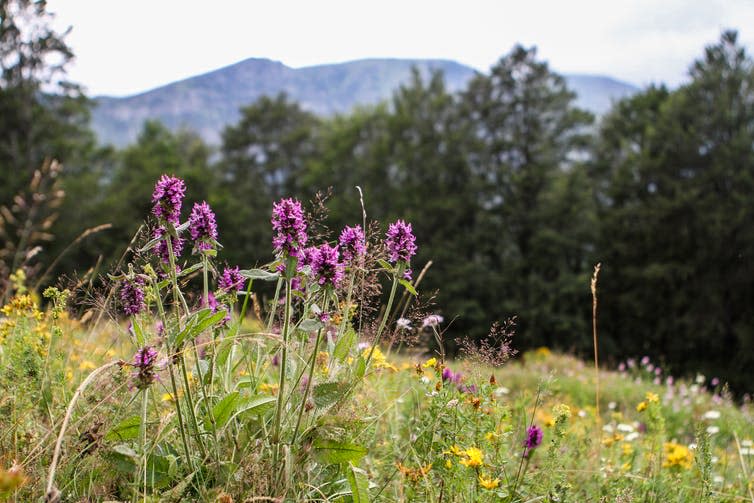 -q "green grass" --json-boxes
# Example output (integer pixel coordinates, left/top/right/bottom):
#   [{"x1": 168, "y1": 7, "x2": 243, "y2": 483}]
[{"x1": 1, "y1": 293, "x2": 752, "y2": 502}]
